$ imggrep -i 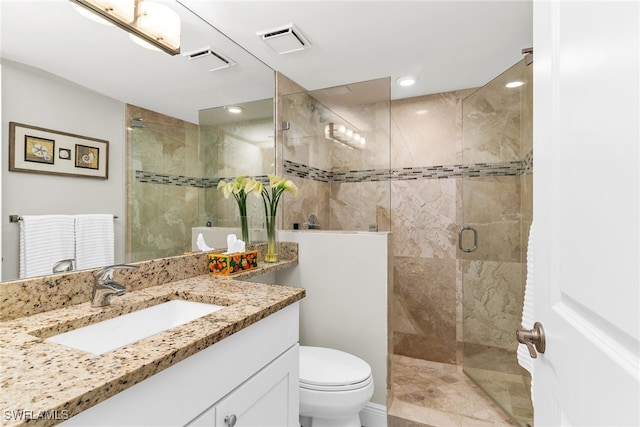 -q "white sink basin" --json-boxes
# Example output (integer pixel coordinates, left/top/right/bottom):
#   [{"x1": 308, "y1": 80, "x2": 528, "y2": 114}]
[{"x1": 45, "y1": 300, "x2": 224, "y2": 355}]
